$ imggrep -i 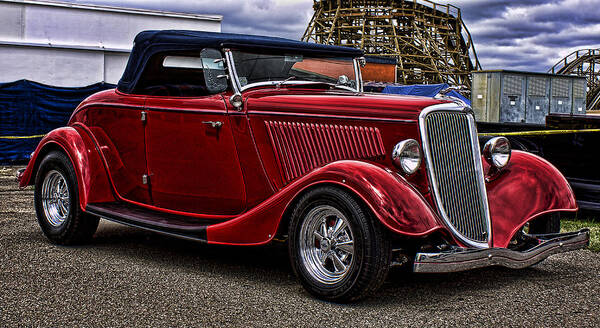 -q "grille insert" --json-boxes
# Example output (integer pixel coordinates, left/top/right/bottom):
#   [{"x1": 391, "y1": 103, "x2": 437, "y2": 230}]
[{"x1": 422, "y1": 110, "x2": 490, "y2": 245}]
